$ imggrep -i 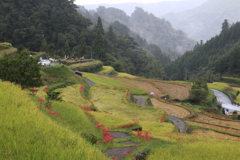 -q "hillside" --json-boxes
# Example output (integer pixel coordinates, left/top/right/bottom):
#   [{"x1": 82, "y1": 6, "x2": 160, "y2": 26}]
[
  {"x1": 90, "y1": 6, "x2": 196, "y2": 58},
  {"x1": 165, "y1": 21, "x2": 240, "y2": 80},
  {"x1": 2, "y1": 67, "x2": 240, "y2": 159},
  {"x1": 0, "y1": 0, "x2": 167, "y2": 79},
  {"x1": 163, "y1": 0, "x2": 240, "y2": 41},
  {"x1": 82, "y1": 0, "x2": 207, "y2": 17}
]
